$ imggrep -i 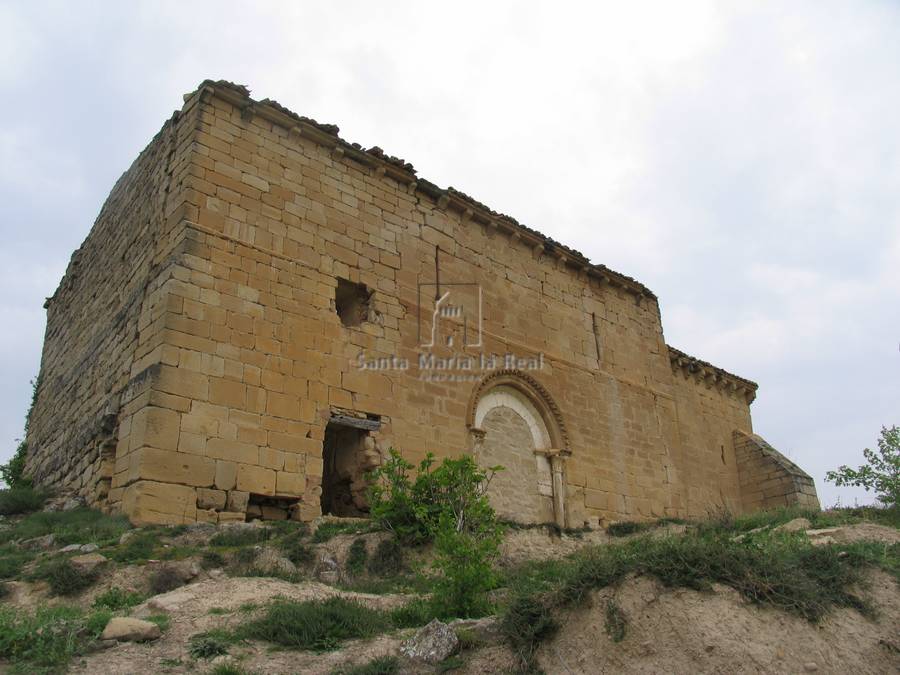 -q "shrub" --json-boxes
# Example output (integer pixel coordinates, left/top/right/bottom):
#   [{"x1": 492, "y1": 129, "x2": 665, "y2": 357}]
[
  {"x1": 44, "y1": 559, "x2": 98, "y2": 596},
  {"x1": 0, "y1": 552, "x2": 31, "y2": 580},
  {"x1": 0, "y1": 604, "x2": 94, "y2": 672},
  {"x1": 368, "y1": 538, "x2": 405, "y2": 577},
  {"x1": 827, "y1": 425, "x2": 899, "y2": 507},
  {"x1": 370, "y1": 451, "x2": 504, "y2": 619},
  {"x1": 240, "y1": 597, "x2": 390, "y2": 651},
  {"x1": 282, "y1": 537, "x2": 315, "y2": 566},
  {"x1": 0, "y1": 486, "x2": 46, "y2": 516},
  {"x1": 1, "y1": 377, "x2": 41, "y2": 489},
  {"x1": 210, "y1": 527, "x2": 272, "y2": 547},
  {"x1": 93, "y1": 587, "x2": 145, "y2": 611},
  {"x1": 232, "y1": 547, "x2": 259, "y2": 567},
  {"x1": 200, "y1": 551, "x2": 226, "y2": 569},
  {"x1": 604, "y1": 599, "x2": 627, "y2": 642},
  {"x1": 189, "y1": 629, "x2": 232, "y2": 659},
  {"x1": 346, "y1": 538, "x2": 368, "y2": 576},
  {"x1": 149, "y1": 565, "x2": 184, "y2": 594}
]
